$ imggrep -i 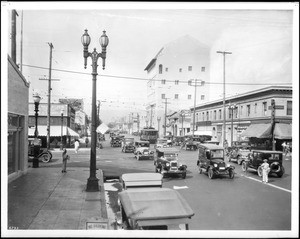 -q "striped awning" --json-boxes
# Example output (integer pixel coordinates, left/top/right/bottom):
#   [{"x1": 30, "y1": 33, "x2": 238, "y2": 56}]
[{"x1": 28, "y1": 125, "x2": 79, "y2": 137}]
